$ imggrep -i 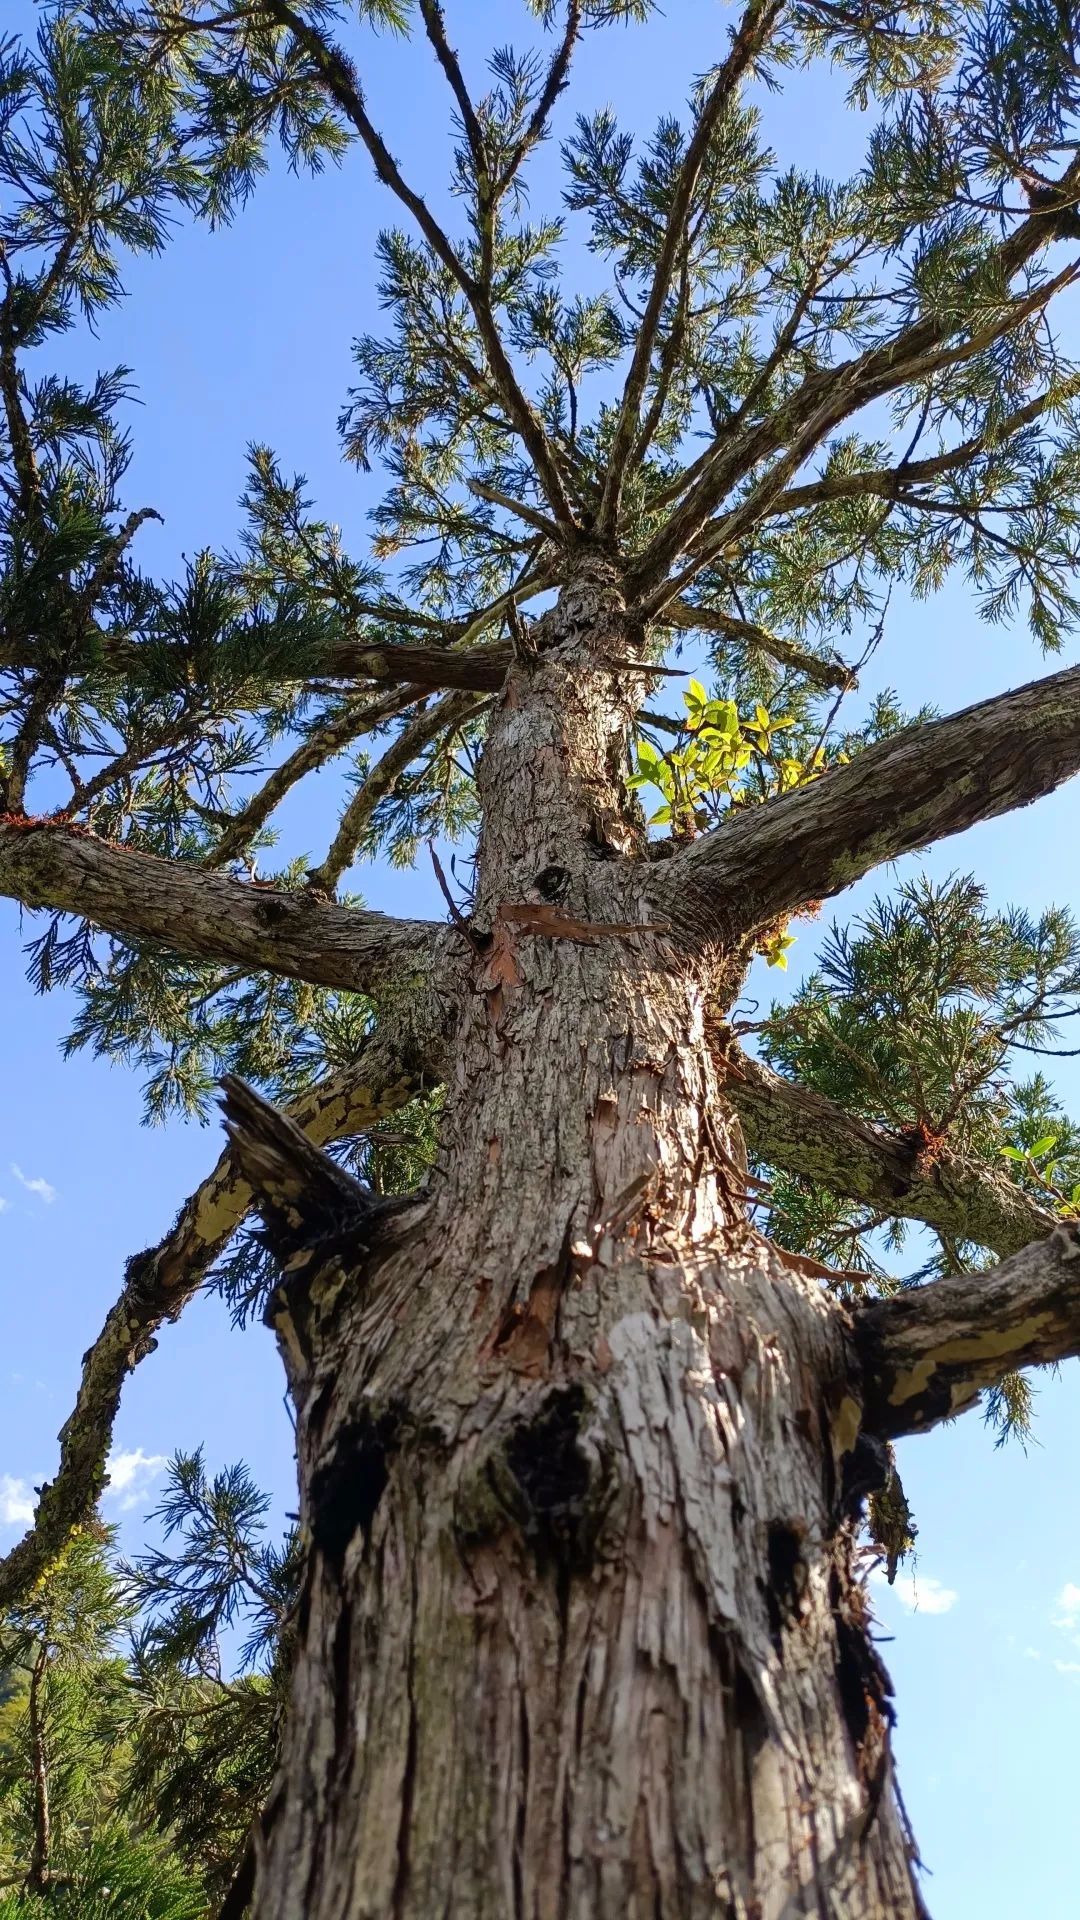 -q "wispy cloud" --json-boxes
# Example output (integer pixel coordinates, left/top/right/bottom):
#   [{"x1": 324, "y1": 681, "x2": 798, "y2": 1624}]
[
  {"x1": 873, "y1": 1567, "x2": 958, "y2": 1615},
  {"x1": 1053, "y1": 1582, "x2": 1080, "y2": 1634},
  {"x1": 10, "y1": 1164, "x2": 55, "y2": 1205},
  {"x1": 0, "y1": 1451, "x2": 166, "y2": 1531},
  {"x1": 0, "y1": 1476, "x2": 34, "y2": 1527},
  {"x1": 104, "y1": 1448, "x2": 166, "y2": 1513},
  {"x1": 1054, "y1": 1659, "x2": 1080, "y2": 1676},
  {"x1": 0, "y1": 1196, "x2": 8, "y2": 1214}
]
